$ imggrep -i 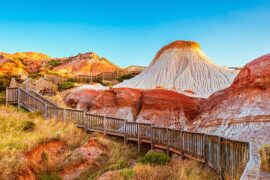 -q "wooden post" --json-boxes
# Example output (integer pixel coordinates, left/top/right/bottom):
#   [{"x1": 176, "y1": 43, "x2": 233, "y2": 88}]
[
  {"x1": 44, "y1": 103, "x2": 48, "y2": 120},
  {"x1": 180, "y1": 130, "x2": 183, "y2": 159},
  {"x1": 103, "y1": 116, "x2": 106, "y2": 135},
  {"x1": 18, "y1": 88, "x2": 21, "y2": 108},
  {"x1": 138, "y1": 123, "x2": 141, "y2": 153},
  {"x1": 166, "y1": 127, "x2": 169, "y2": 154},
  {"x1": 218, "y1": 137, "x2": 224, "y2": 180},
  {"x1": 63, "y1": 108, "x2": 66, "y2": 122},
  {"x1": 150, "y1": 124, "x2": 154, "y2": 150},
  {"x1": 204, "y1": 134, "x2": 208, "y2": 166},
  {"x1": 5, "y1": 88, "x2": 8, "y2": 106},
  {"x1": 124, "y1": 119, "x2": 127, "y2": 144},
  {"x1": 83, "y1": 111, "x2": 88, "y2": 131}
]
